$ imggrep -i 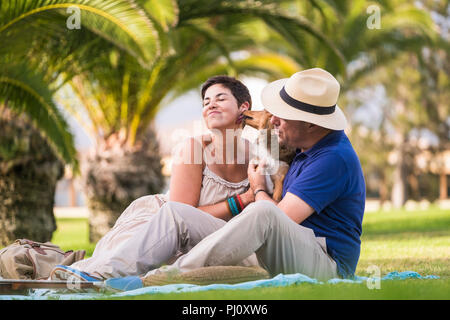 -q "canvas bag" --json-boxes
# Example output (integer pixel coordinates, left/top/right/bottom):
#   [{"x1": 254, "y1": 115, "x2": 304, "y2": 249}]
[{"x1": 0, "y1": 239, "x2": 86, "y2": 280}]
